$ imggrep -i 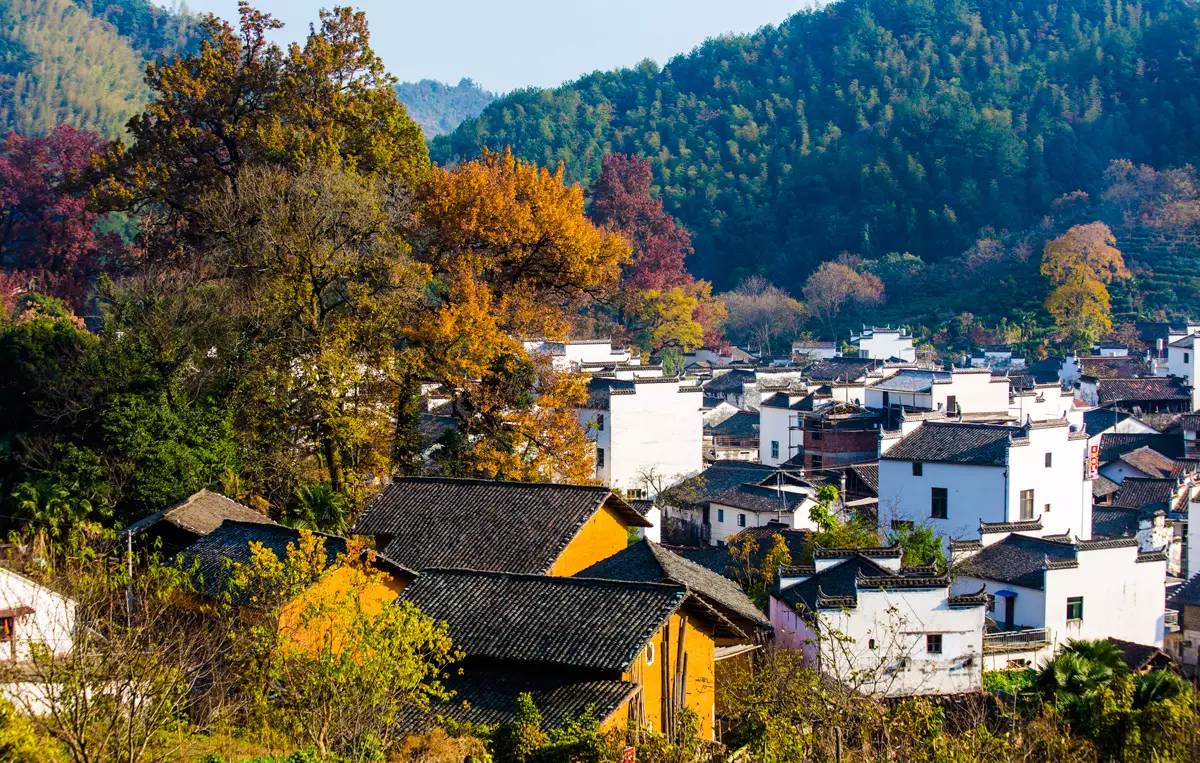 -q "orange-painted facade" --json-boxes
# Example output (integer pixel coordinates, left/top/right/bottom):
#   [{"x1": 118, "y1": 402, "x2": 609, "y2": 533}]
[
  {"x1": 548, "y1": 503, "x2": 634, "y2": 576},
  {"x1": 621, "y1": 611, "x2": 718, "y2": 740}
]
